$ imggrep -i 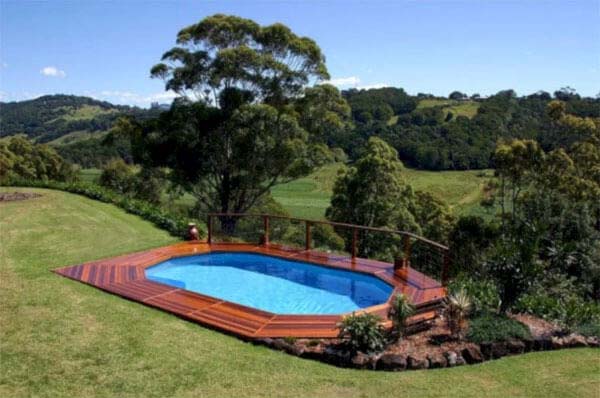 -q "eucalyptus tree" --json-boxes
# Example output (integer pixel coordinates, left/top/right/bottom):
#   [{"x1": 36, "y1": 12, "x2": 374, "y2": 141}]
[{"x1": 119, "y1": 15, "x2": 349, "y2": 231}]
